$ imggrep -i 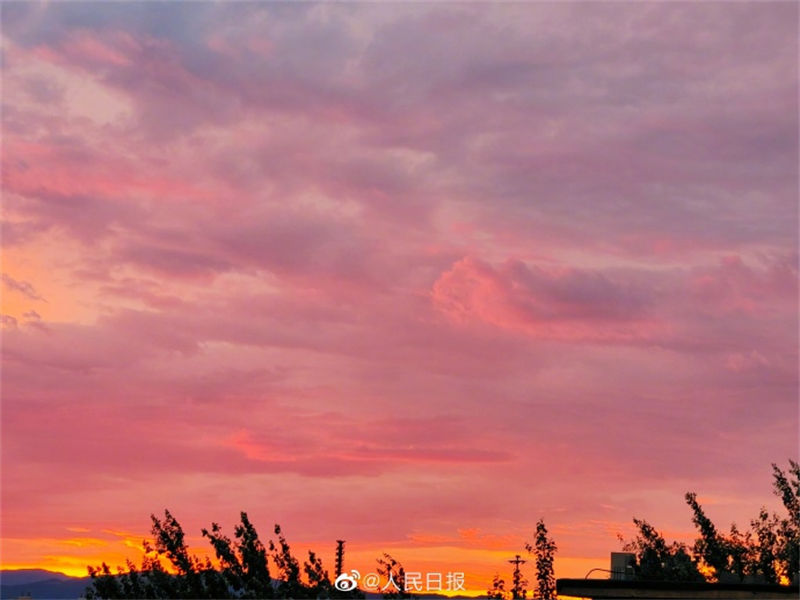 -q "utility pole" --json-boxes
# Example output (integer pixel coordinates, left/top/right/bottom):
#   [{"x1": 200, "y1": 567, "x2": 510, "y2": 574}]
[
  {"x1": 335, "y1": 540, "x2": 345, "y2": 577},
  {"x1": 508, "y1": 554, "x2": 528, "y2": 599}
]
